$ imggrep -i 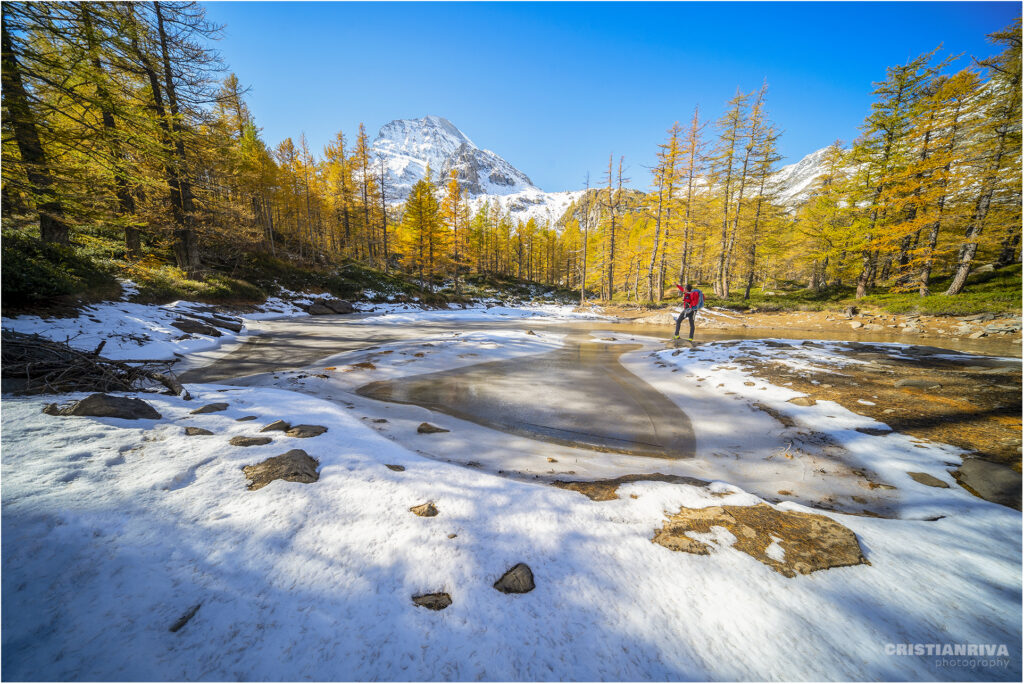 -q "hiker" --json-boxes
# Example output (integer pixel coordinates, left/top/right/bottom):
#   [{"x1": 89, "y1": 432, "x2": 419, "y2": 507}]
[{"x1": 673, "y1": 283, "x2": 704, "y2": 340}]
